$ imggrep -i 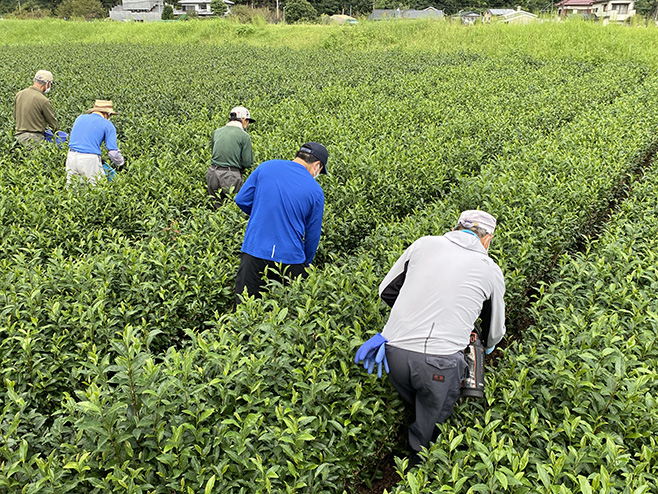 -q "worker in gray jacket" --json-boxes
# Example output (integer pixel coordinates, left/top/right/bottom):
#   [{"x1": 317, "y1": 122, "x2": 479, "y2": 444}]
[{"x1": 355, "y1": 210, "x2": 506, "y2": 466}]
